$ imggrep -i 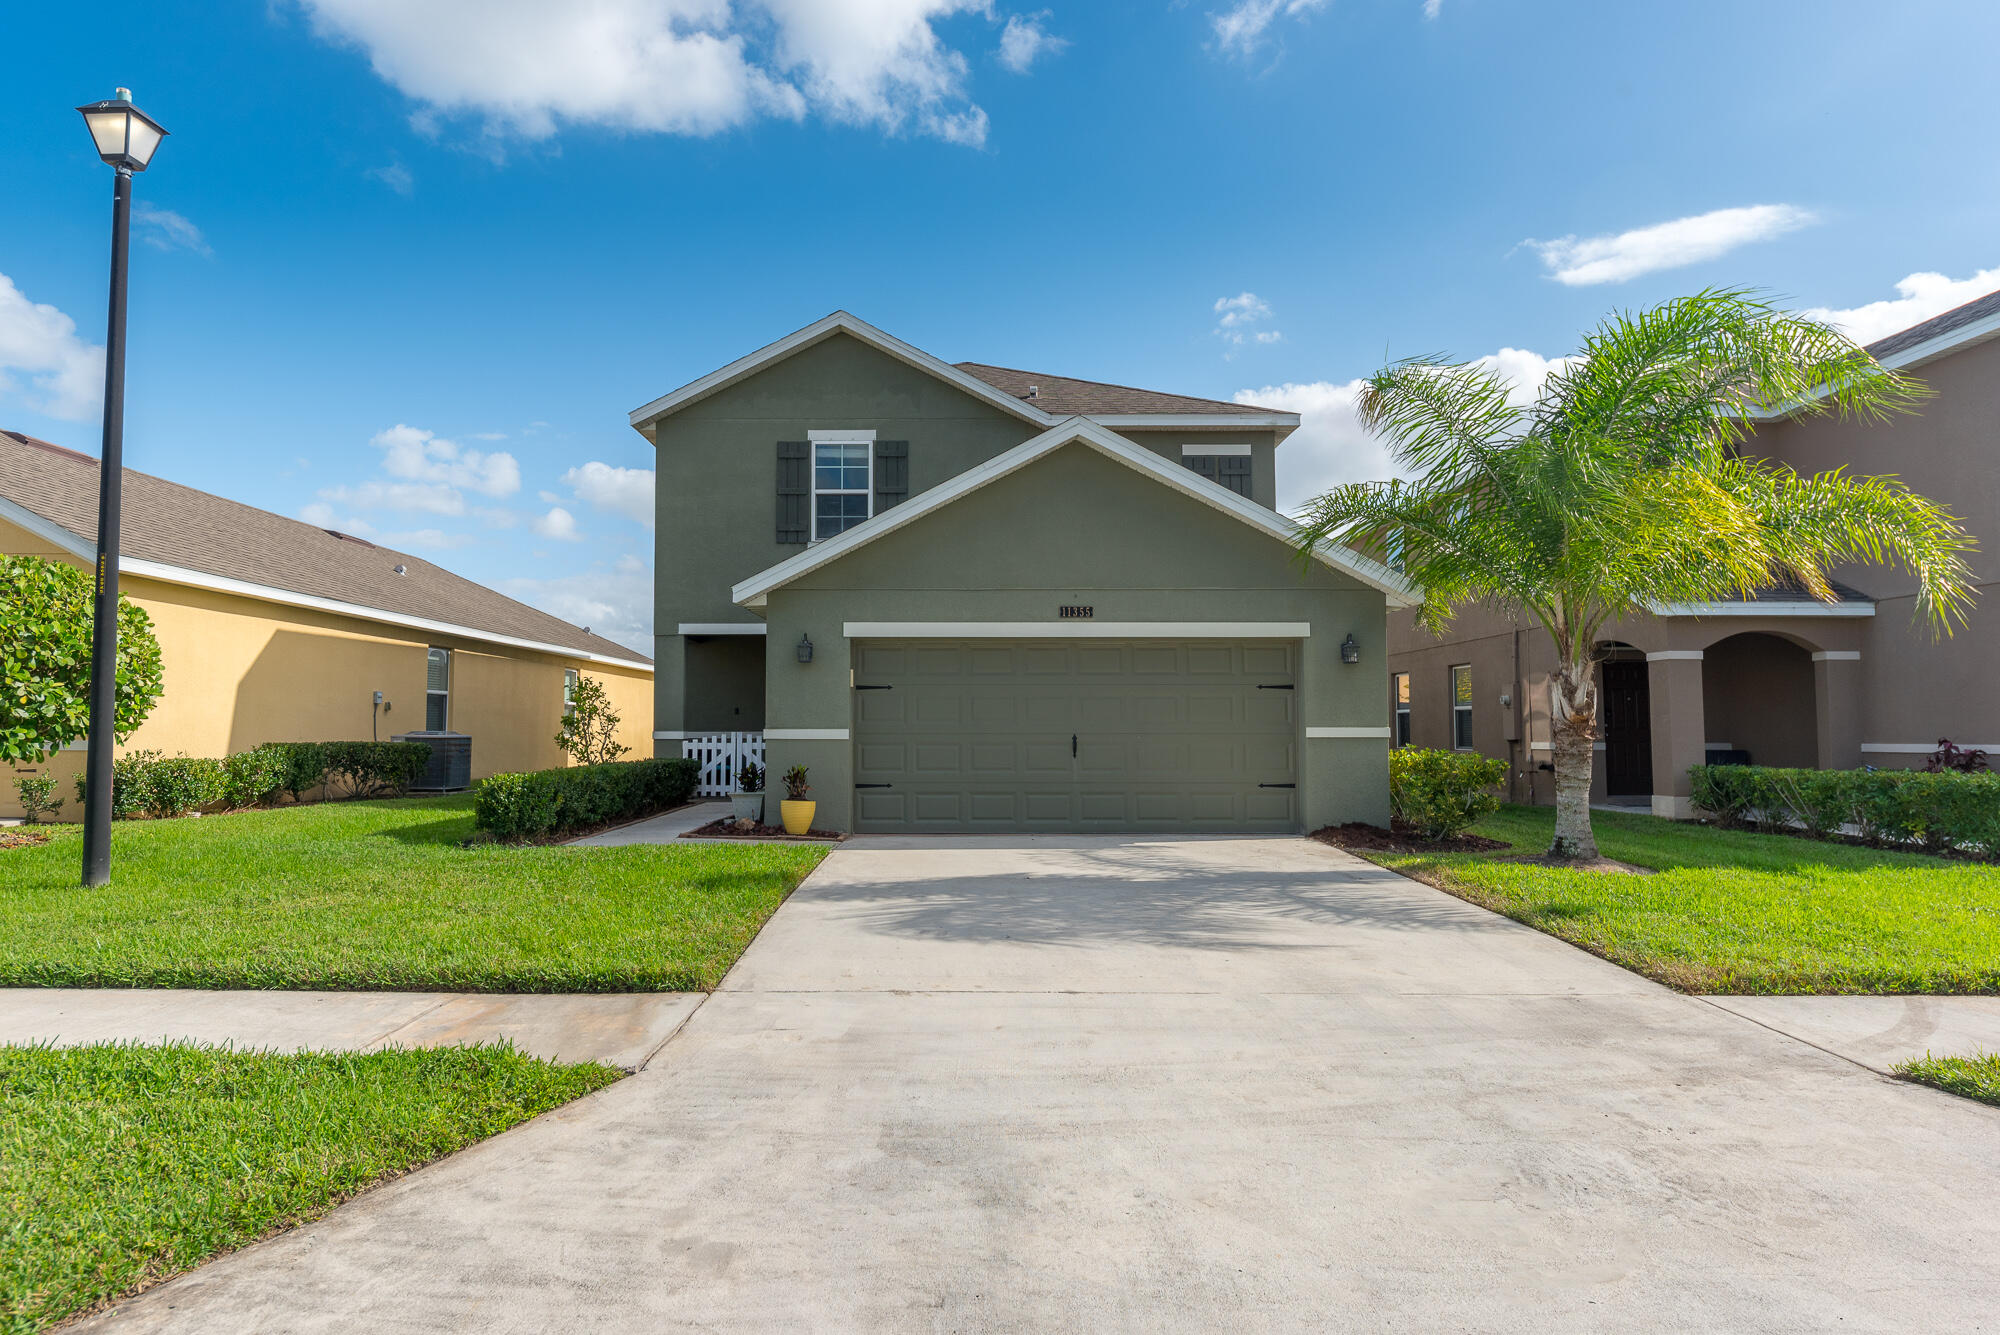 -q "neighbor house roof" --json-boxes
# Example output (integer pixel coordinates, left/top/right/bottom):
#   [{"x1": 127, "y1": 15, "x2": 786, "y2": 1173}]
[
  {"x1": 0, "y1": 430, "x2": 651, "y2": 670},
  {"x1": 731, "y1": 416, "x2": 1417, "y2": 610},
  {"x1": 1655, "y1": 574, "x2": 1876, "y2": 619},
  {"x1": 952, "y1": 363, "x2": 1285, "y2": 418},
  {"x1": 628, "y1": 312, "x2": 1300, "y2": 442},
  {"x1": 1866, "y1": 287, "x2": 2000, "y2": 367}
]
